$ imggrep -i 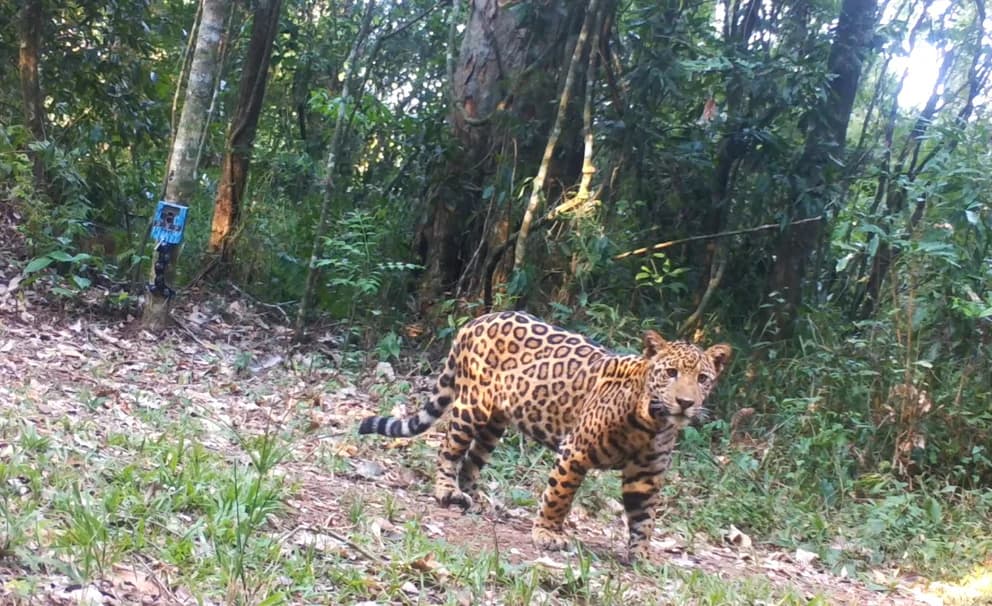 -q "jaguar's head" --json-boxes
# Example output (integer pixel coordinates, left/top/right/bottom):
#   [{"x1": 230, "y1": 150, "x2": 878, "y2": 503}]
[{"x1": 642, "y1": 331, "x2": 732, "y2": 428}]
